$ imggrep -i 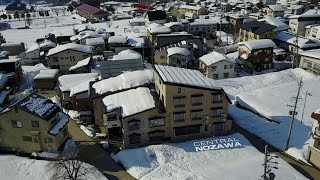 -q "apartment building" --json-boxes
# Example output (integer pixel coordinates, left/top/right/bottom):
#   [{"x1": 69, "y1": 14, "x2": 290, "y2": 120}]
[
  {"x1": 305, "y1": 24, "x2": 320, "y2": 40},
  {"x1": 46, "y1": 43, "x2": 93, "y2": 74},
  {"x1": 265, "y1": 5, "x2": 285, "y2": 17},
  {"x1": 289, "y1": 14, "x2": 320, "y2": 36},
  {"x1": 300, "y1": 49, "x2": 320, "y2": 75},
  {"x1": 0, "y1": 93, "x2": 69, "y2": 153}
]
